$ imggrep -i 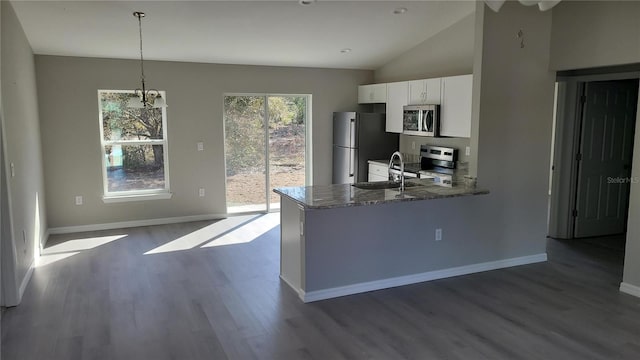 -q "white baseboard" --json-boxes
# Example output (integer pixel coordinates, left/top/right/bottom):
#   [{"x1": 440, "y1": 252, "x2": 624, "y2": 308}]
[
  {"x1": 301, "y1": 253, "x2": 548, "y2": 303},
  {"x1": 279, "y1": 275, "x2": 305, "y2": 299},
  {"x1": 42, "y1": 229, "x2": 51, "y2": 248},
  {"x1": 48, "y1": 213, "x2": 227, "y2": 235},
  {"x1": 619, "y1": 282, "x2": 640, "y2": 298},
  {"x1": 18, "y1": 259, "x2": 35, "y2": 303}
]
